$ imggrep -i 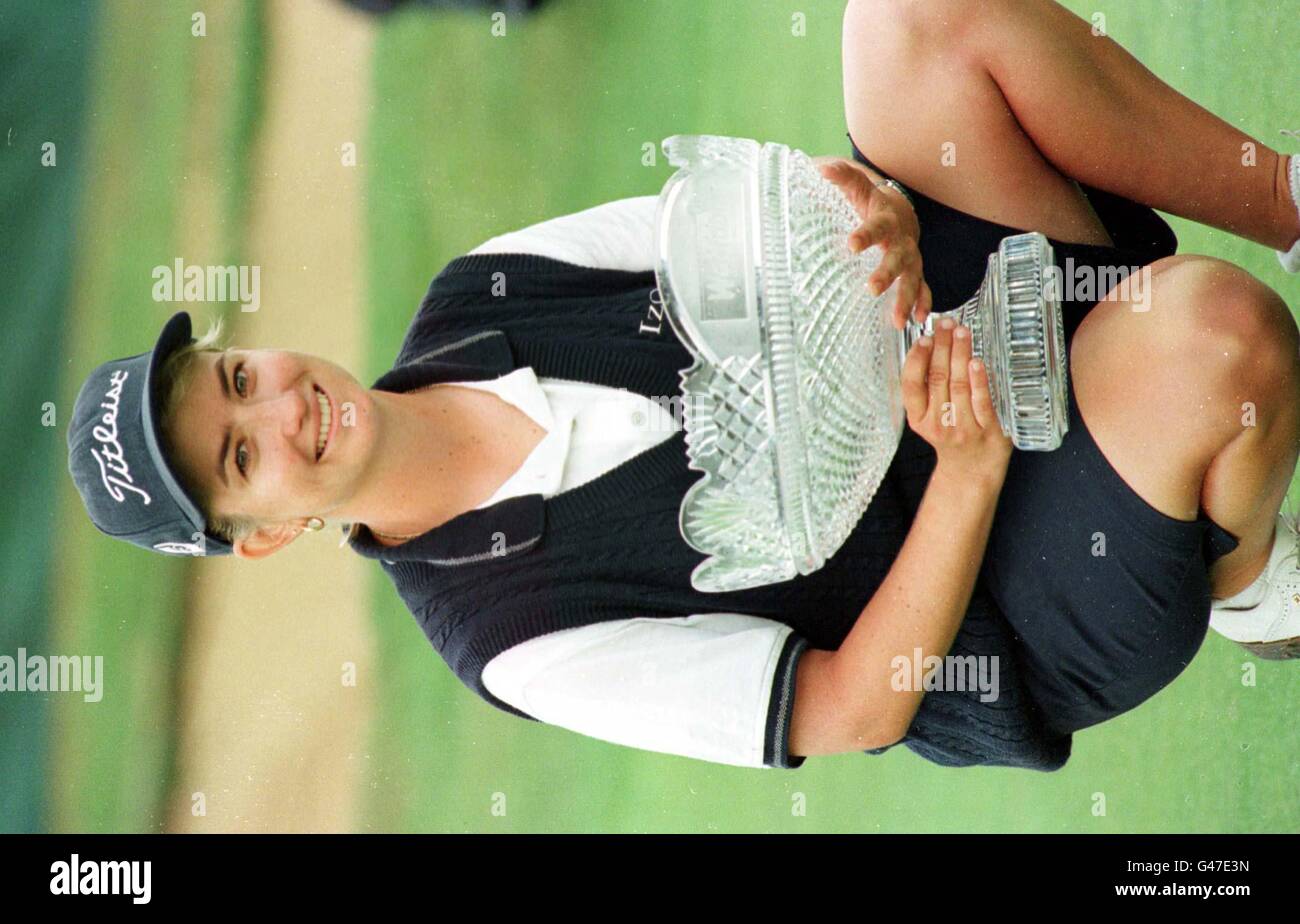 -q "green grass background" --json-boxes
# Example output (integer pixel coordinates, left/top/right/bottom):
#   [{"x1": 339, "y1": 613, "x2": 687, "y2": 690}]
[
  {"x1": 0, "y1": 0, "x2": 97, "y2": 835},
  {"x1": 5, "y1": 0, "x2": 1298, "y2": 832}
]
